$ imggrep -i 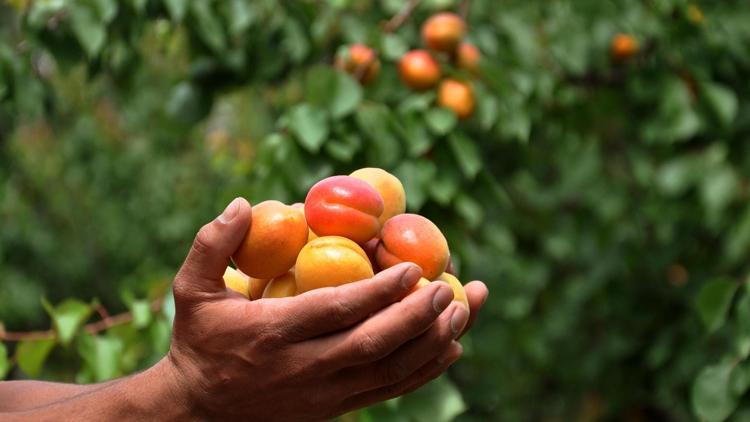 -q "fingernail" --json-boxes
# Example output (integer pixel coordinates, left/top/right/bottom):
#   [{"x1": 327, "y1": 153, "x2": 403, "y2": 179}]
[
  {"x1": 217, "y1": 198, "x2": 241, "y2": 224},
  {"x1": 400, "y1": 265, "x2": 421, "y2": 289},
  {"x1": 450, "y1": 304, "x2": 469, "y2": 336},
  {"x1": 432, "y1": 285, "x2": 453, "y2": 314},
  {"x1": 438, "y1": 342, "x2": 463, "y2": 364}
]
